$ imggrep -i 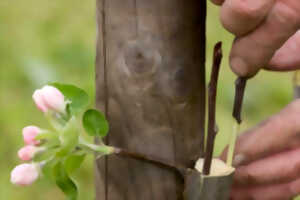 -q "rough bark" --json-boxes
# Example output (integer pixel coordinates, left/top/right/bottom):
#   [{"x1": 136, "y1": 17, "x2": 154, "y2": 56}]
[{"x1": 95, "y1": 0, "x2": 206, "y2": 199}]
